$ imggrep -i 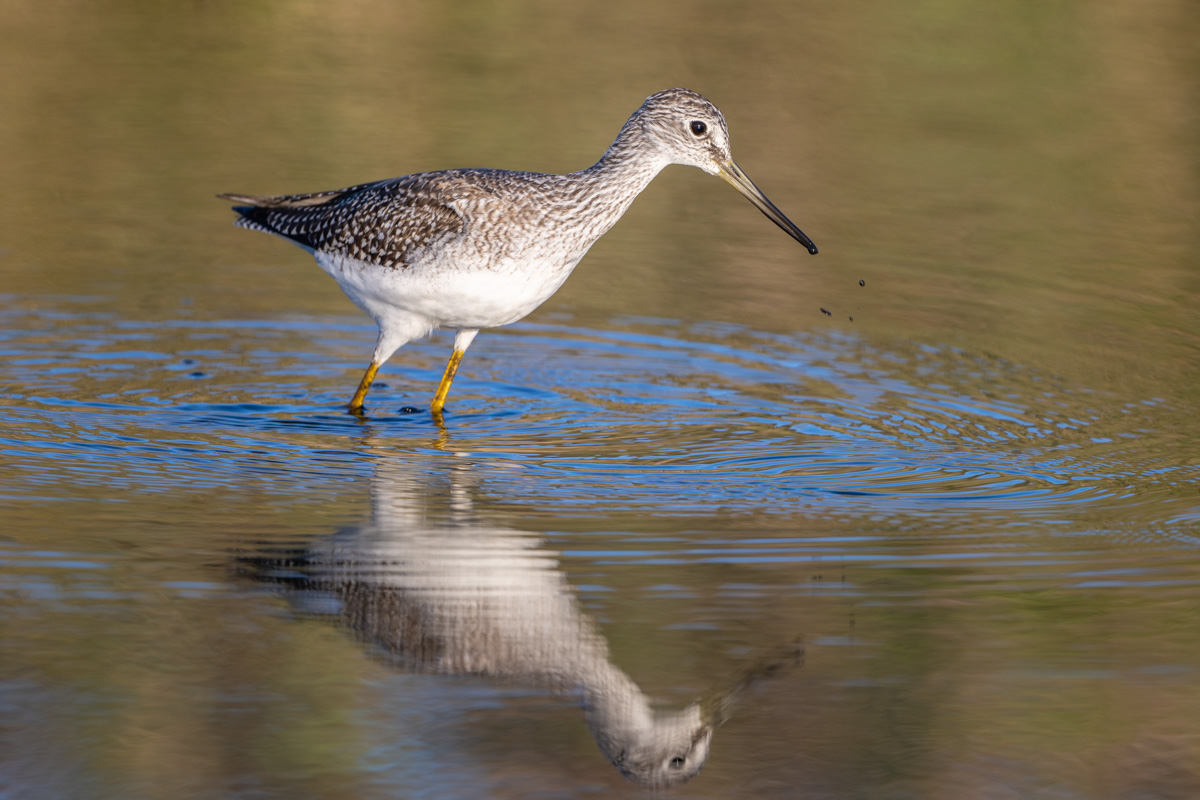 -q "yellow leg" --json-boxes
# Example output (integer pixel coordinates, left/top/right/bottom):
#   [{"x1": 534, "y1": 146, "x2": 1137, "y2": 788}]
[
  {"x1": 348, "y1": 361, "x2": 381, "y2": 413},
  {"x1": 430, "y1": 349, "x2": 465, "y2": 416}
]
